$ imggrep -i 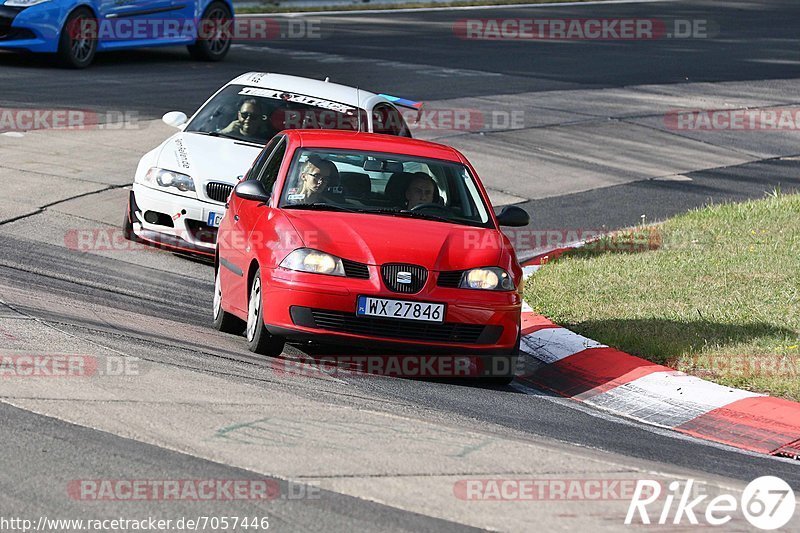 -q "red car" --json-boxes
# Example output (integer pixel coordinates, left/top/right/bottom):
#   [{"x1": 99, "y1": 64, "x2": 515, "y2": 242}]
[{"x1": 213, "y1": 130, "x2": 529, "y2": 382}]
